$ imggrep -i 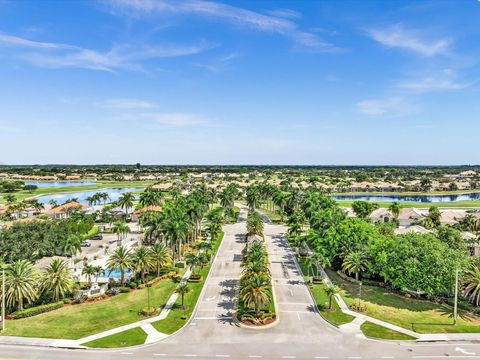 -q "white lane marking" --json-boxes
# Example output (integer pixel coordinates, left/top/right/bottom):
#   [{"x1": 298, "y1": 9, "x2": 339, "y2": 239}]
[
  {"x1": 153, "y1": 354, "x2": 166, "y2": 357},
  {"x1": 456, "y1": 347, "x2": 476, "y2": 355},
  {"x1": 289, "y1": 289, "x2": 294, "y2": 296},
  {"x1": 215, "y1": 356, "x2": 230, "y2": 358},
  {"x1": 297, "y1": 312, "x2": 301, "y2": 320},
  {"x1": 184, "y1": 355, "x2": 198, "y2": 357},
  {"x1": 283, "y1": 356, "x2": 296, "y2": 359},
  {"x1": 120, "y1": 352, "x2": 133, "y2": 355},
  {"x1": 248, "y1": 356, "x2": 262, "y2": 358},
  {"x1": 380, "y1": 357, "x2": 393, "y2": 359},
  {"x1": 314, "y1": 357, "x2": 329, "y2": 359},
  {"x1": 347, "y1": 357, "x2": 361, "y2": 359}
]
